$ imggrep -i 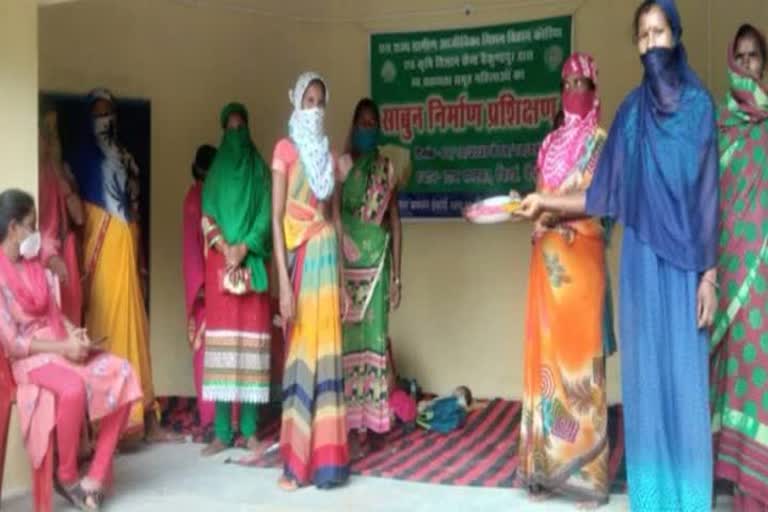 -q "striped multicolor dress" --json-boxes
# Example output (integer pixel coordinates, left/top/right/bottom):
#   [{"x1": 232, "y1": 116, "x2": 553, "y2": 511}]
[{"x1": 273, "y1": 138, "x2": 349, "y2": 488}]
